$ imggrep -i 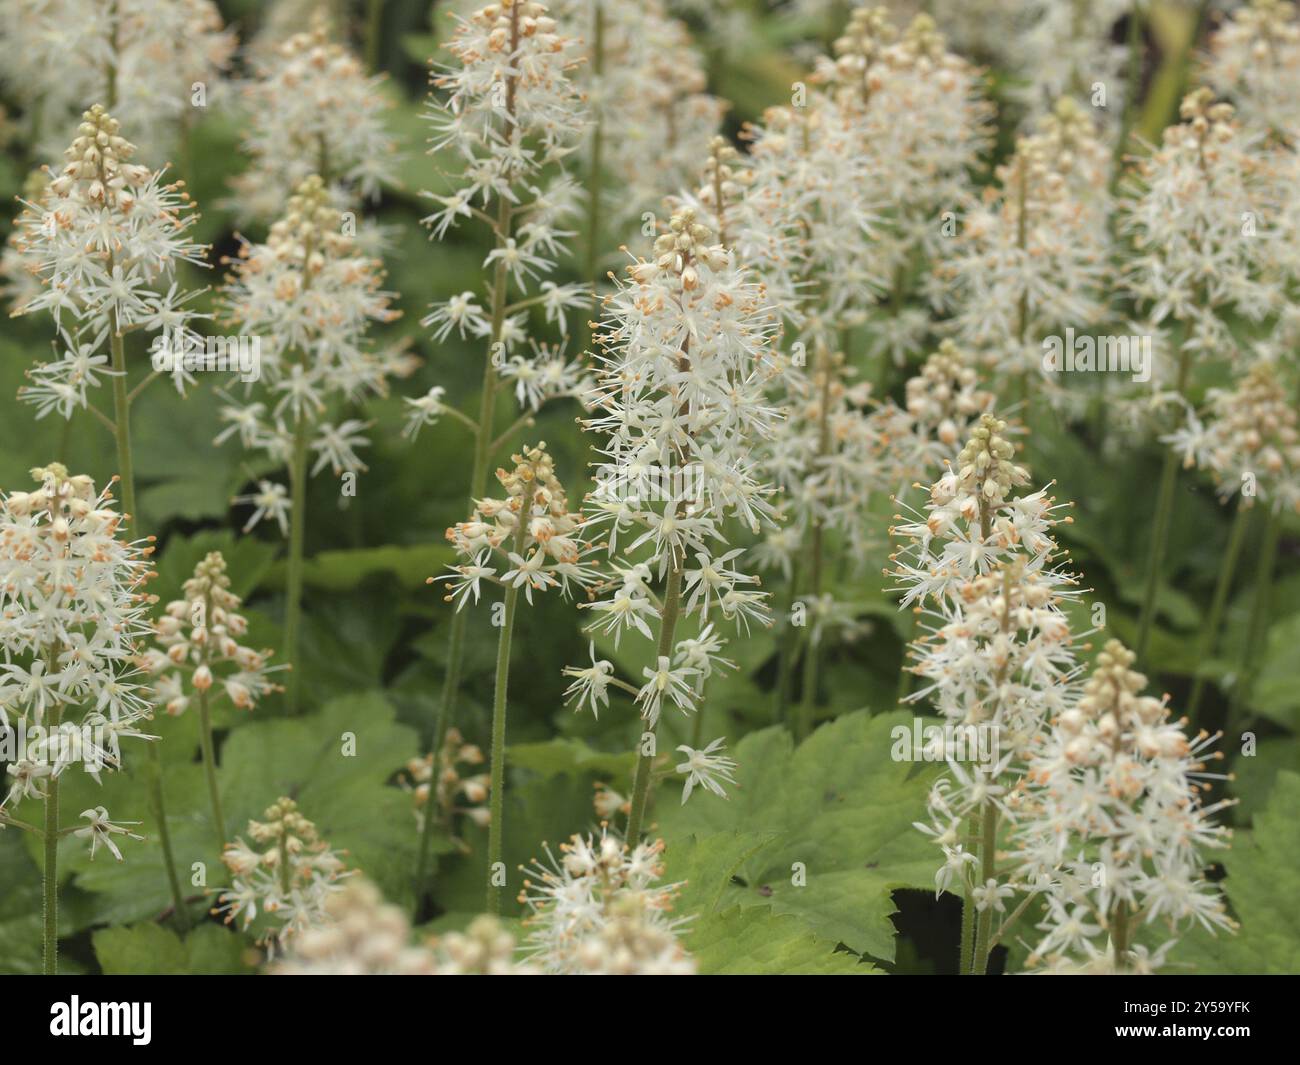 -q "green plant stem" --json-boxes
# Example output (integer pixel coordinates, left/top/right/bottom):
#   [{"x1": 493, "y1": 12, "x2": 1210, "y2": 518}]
[
  {"x1": 414, "y1": 196, "x2": 515, "y2": 906},
  {"x1": 971, "y1": 800, "x2": 999, "y2": 974},
  {"x1": 196, "y1": 692, "x2": 226, "y2": 850},
  {"x1": 582, "y1": 1, "x2": 605, "y2": 359},
  {"x1": 485, "y1": 522, "x2": 527, "y2": 915},
  {"x1": 625, "y1": 562, "x2": 684, "y2": 846},
  {"x1": 1134, "y1": 348, "x2": 1192, "y2": 665},
  {"x1": 1227, "y1": 507, "x2": 1282, "y2": 731},
  {"x1": 109, "y1": 326, "x2": 189, "y2": 930},
  {"x1": 1187, "y1": 502, "x2": 1250, "y2": 721},
  {"x1": 1111, "y1": 899, "x2": 1131, "y2": 971},
  {"x1": 958, "y1": 813, "x2": 978, "y2": 976},
  {"x1": 771, "y1": 560, "x2": 802, "y2": 726},
  {"x1": 364, "y1": 0, "x2": 384, "y2": 73},
  {"x1": 796, "y1": 353, "x2": 834, "y2": 741},
  {"x1": 895, "y1": 606, "x2": 917, "y2": 704},
  {"x1": 283, "y1": 417, "x2": 310, "y2": 714},
  {"x1": 1110, "y1": 4, "x2": 1145, "y2": 194},
  {"x1": 42, "y1": 707, "x2": 61, "y2": 976}
]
